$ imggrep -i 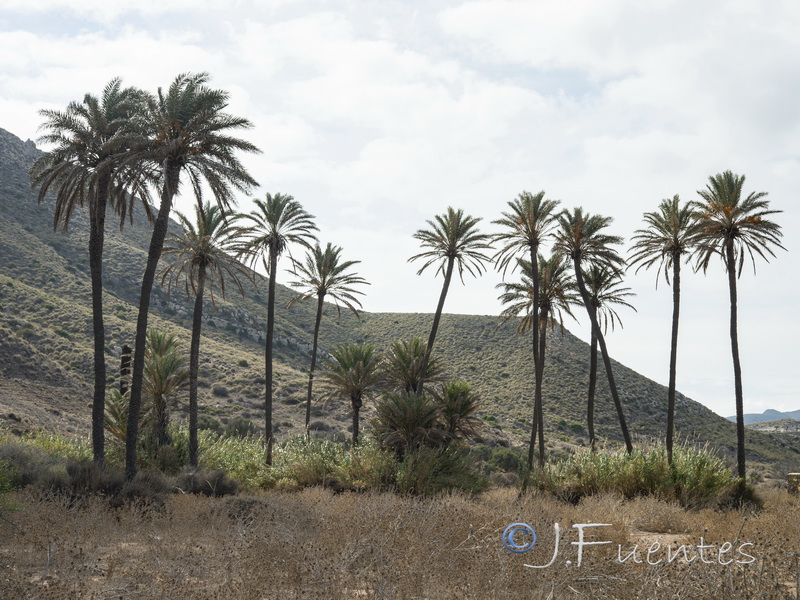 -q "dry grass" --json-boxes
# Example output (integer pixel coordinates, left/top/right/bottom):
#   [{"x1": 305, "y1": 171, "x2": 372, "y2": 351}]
[{"x1": 1, "y1": 485, "x2": 798, "y2": 599}]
